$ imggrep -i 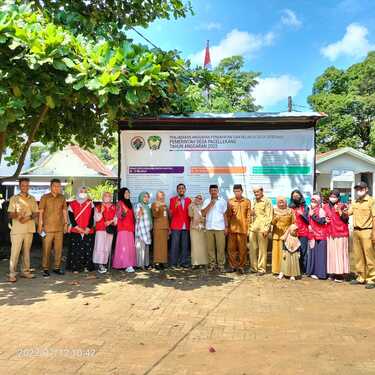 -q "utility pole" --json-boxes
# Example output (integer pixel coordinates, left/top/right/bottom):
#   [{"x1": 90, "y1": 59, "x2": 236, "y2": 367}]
[{"x1": 288, "y1": 96, "x2": 292, "y2": 112}]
